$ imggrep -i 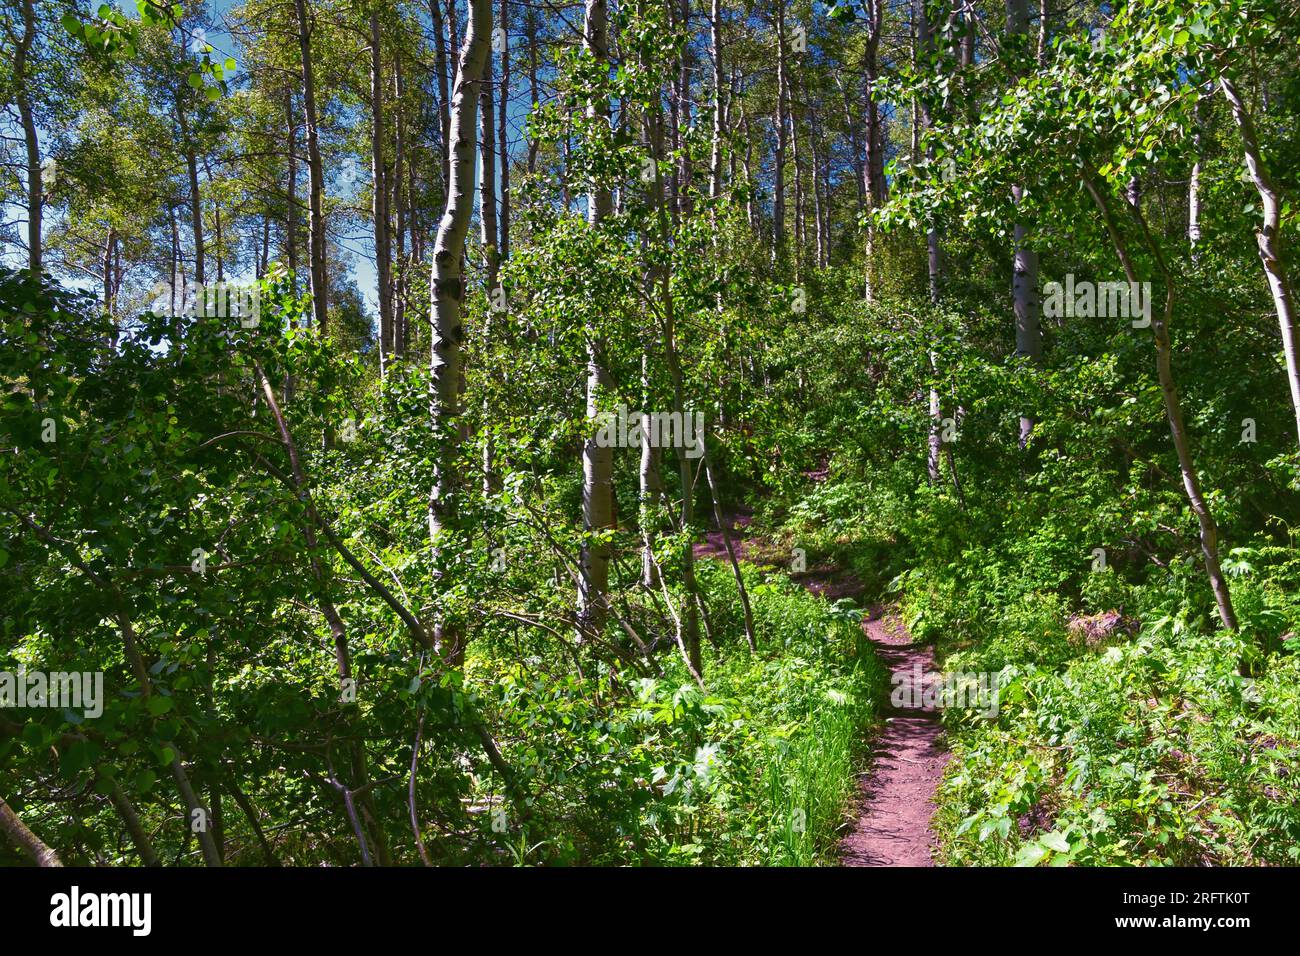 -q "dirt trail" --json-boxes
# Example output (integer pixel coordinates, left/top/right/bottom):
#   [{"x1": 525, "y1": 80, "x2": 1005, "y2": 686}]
[
  {"x1": 694, "y1": 515, "x2": 949, "y2": 867},
  {"x1": 839, "y1": 607, "x2": 949, "y2": 866}
]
